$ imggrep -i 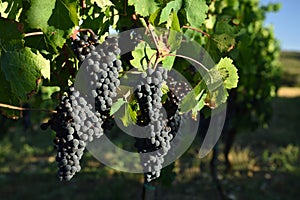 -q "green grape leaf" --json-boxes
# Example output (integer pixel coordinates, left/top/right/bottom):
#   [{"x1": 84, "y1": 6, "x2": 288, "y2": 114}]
[
  {"x1": 128, "y1": 100, "x2": 138, "y2": 123},
  {"x1": 0, "y1": 18, "x2": 23, "y2": 40},
  {"x1": 162, "y1": 53, "x2": 176, "y2": 70},
  {"x1": 180, "y1": 80, "x2": 206, "y2": 113},
  {"x1": 128, "y1": 0, "x2": 159, "y2": 17},
  {"x1": 214, "y1": 34, "x2": 235, "y2": 53},
  {"x1": 215, "y1": 16, "x2": 236, "y2": 34},
  {"x1": 200, "y1": 57, "x2": 238, "y2": 108},
  {"x1": 44, "y1": 26, "x2": 67, "y2": 52},
  {"x1": 0, "y1": 47, "x2": 50, "y2": 100},
  {"x1": 110, "y1": 98, "x2": 126, "y2": 116},
  {"x1": 167, "y1": 12, "x2": 182, "y2": 52},
  {"x1": 161, "y1": 82, "x2": 169, "y2": 95},
  {"x1": 40, "y1": 86, "x2": 60, "y2": 100},
  {"x1": 130, "y1": 41, "x2": 157, "y2": 71},
  {"x1": 169, "y1": 11, "x2": 180, "y2": 31},
  {"x1": 0, "y1": 69, "x2": 21, "y2": 118},
  {"x1": 26, "y1": 0, "x2": 56, "y2": 31},
  {"x1": 48, "y1": 0, "x2": 78, "y2": 31},
  {"x1": 149, "y1": 8, "x2": 161, "y2": 26},
  {"x1": 159, "y1": 0, "x2": 182, "y2": 24},
  {"x1": 0, "y1": 0, "x2": 23, "y2": 20},
  {"x1": 213, "y1": 57, "x2": 238, "y2": 89},
  {"x1": 120, "y1": 102, "x2": 137, "y2": 127},
  {"x1": 184, "y1": 0, "x2": 208, "y2": 28},
  {"x1": 91, "y1": 0, "x2": 114, "y2": 8}
]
